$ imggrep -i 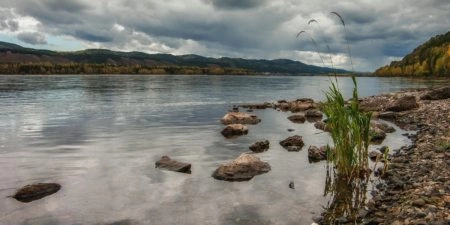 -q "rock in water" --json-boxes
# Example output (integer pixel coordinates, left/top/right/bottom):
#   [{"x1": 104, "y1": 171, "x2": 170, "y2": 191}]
[
  {"x1": 220, "y1": 112, "x2": 261, "y2": 125},
  {"x1": 287, "y1": 114, "x2": 306, "y2": 123},
  {"x1": 249, "y1": 140, "x2": 270, "y2": 153},
  {"x1": 279, "y1": 135, "x2": 305, "y2": 152},
  {"x1": 221, "y1": 124, "x2": 249, "y2": 138},
  {"x1": 308, "y1": 145, "x2": 327, "y2": 162},
  {"x1": 12, "y1": 183, "x2": 61, "y2": 203},
  {"x1": 289, "y1": 181, "x2": 295, "y2": 189},
  {"x1": 212, "y1": 153, "x2": 271, "y2": 181},
  {"x1": 155, "y1": 156, "x2": 192, "y2": 174}
]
